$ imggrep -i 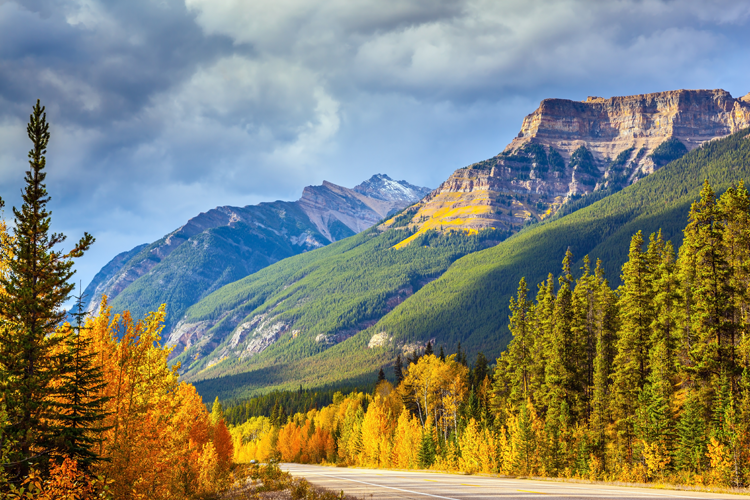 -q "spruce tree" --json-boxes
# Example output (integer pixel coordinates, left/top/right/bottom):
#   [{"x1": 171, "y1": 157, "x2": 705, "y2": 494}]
[
  {"x1": 53, "y1": 292, "x2": 110, "y2": 471},
  {"x1": 611, "y1": 231, "x2": 654, "y2": 460},
  {"x1": 417, "y1": 427, "x2": 436, "y2": 468},
  {"x1": 394, "y1": 354, "x2": 404, "y2": 384},
  {"x1": 545, "y1": 251, "x2": 573, "y2": 423},
  {"x1": 675, "y1": 389, "x2": 706, "y2": 472},
  {"x1": 682, "y1": 181, "x2": 732, "y2": 388},
  {"x1": 590, "y1": 260, "x2": 618, "y2": 459},
  {"x1": 0, "y1": 101, "x2": 94, "y2": 479},
  {"x1": 504, "y1": 278, "x2": 534, "y2": 406}
]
